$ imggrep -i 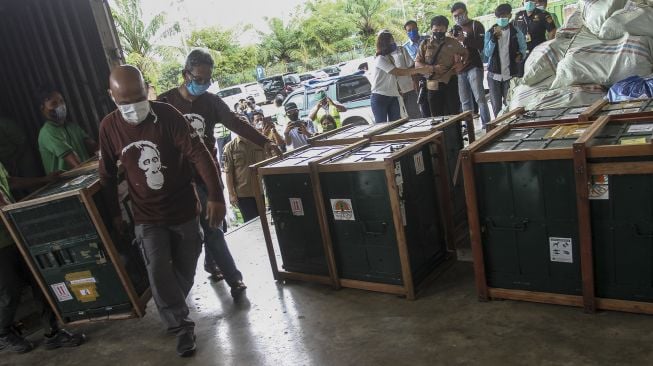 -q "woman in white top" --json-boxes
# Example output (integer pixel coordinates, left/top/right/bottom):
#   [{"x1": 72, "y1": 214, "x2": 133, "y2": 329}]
[{"x1": 370, "y1": 30, "x2": 433, "y2": 123}]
